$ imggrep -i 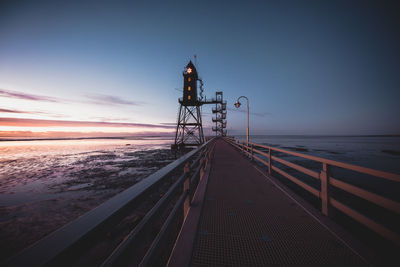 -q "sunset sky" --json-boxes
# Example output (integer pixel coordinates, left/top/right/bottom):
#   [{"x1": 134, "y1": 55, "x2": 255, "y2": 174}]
[{"x1": 1, "y1": 0, "x2": 399, "y2": 138}]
